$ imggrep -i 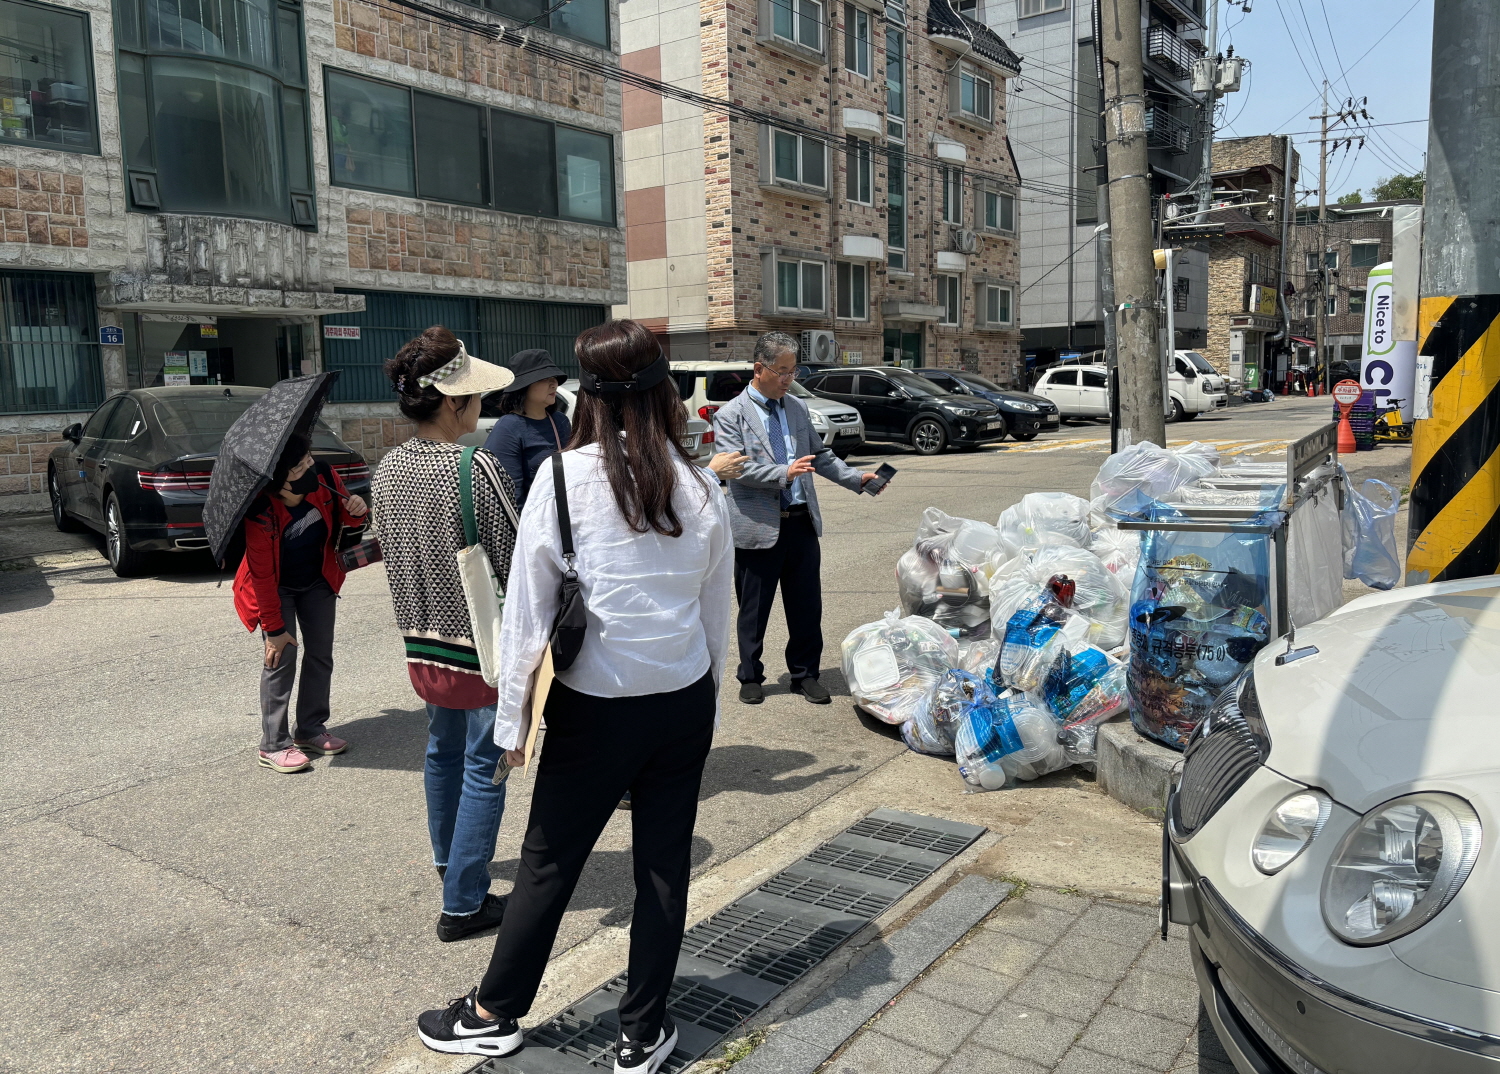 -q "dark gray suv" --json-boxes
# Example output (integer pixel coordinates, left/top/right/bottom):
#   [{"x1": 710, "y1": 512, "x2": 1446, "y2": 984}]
[{"x1": 802, "y1": 366, "x2": 1006, "y2": 455}]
